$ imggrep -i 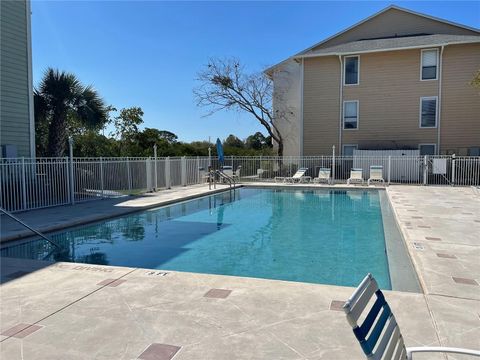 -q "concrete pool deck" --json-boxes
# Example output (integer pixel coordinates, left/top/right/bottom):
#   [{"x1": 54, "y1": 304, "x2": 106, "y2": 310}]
[{"x1": 1, "y1": 184, "x2": 479, "y2": 359}]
